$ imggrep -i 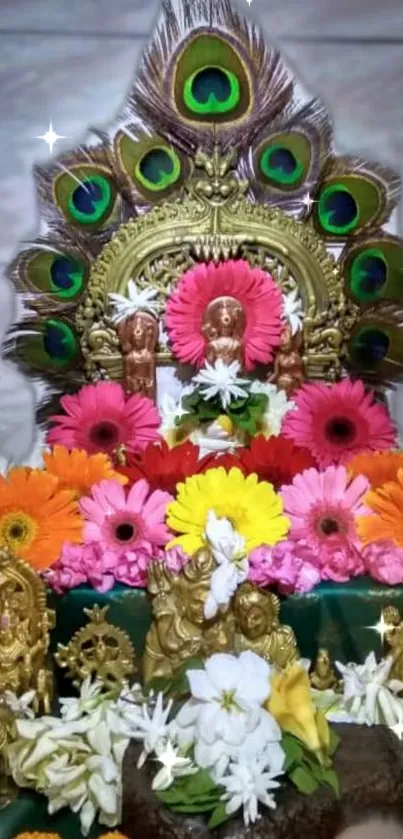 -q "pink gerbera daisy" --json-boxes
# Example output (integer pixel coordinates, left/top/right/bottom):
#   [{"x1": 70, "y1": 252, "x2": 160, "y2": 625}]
[
  {"x1": 79, "y1": 478, "x2": 173, "y2": 559},
  {"x1": 282, "y1": 378, "x2": 396, "y2": 467},
  {"x1": 47, "y1": 381, "x2": 160, "y2": 460},
  {"x1": 281, "y1": 465, "x2": 369, "y2": 556},
  {"x1": 165, "y1": 259, "x2": 283, "y2": 370}
]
